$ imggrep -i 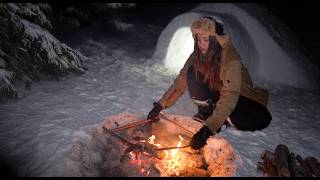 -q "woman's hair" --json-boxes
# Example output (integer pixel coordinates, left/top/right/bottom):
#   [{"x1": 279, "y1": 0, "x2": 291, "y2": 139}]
[{"x1": 193, "y1": 18, "x2": 224, "y2": 90}]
